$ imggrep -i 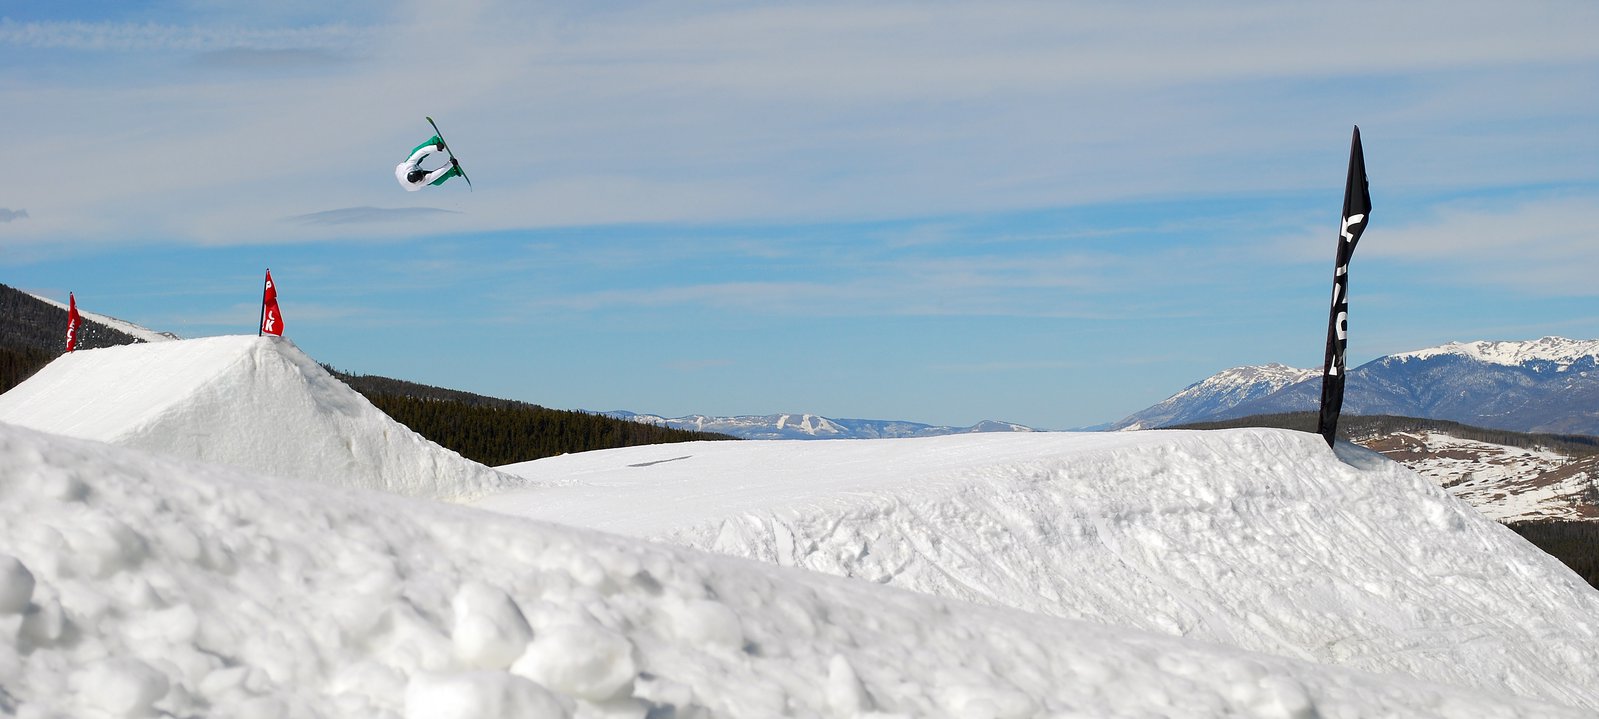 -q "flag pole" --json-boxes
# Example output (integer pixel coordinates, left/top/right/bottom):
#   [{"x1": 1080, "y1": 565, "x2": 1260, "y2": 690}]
[{"x1": 1315, "y1": 126, "x2": 1372, "y2": 448}]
